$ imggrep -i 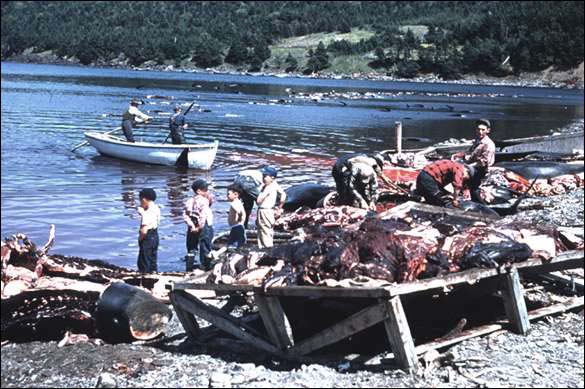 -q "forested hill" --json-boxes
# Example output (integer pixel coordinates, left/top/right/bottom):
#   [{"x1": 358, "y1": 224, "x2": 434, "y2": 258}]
[{"x1": 1, "y1": 1, "x2": 583, "y2": 79}]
